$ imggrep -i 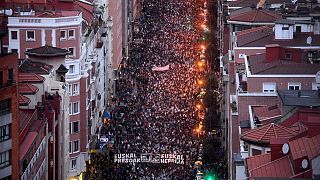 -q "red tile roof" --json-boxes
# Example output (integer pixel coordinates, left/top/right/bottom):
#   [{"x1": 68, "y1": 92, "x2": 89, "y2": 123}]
[
  {"x1": 236, "y1": 26, "x2": 273, "y2": 47},
  {"x1": 229, "y1": 9, "x2": 281, "y2": 23},
  {"x1": 19, "y1": 73, "x2": 45, "y2": 83},
  {"x1": 19, "y1": 109, "x2": 37, "y2": 133},
  {"x1": 289, "y1": 121, "x2": 308, "y2": 135},
  {"x1": 248, "y1": 53, "x2": 320, "y2": 75},
  {"x1": 19, "y1": 83, "x2": 39, "y2": 94},
  {"x1": 19, "y1": 94, "x2": 31, "y2": 106},
  {"x1": 25, "y1": 45, "x2": 70, "y2": 57},
  {"x1": 246, "y1": 153, "x2": 271, "y2": 173},
  {"x1": 242, "y1": 123, "x2": 298, "y2": 144},
  {"x1": 249, "y1": 156, "x2": 294, "y2": 178},
  {"x1": 19, "y1": 131, "x2": 38, "y2": 161},
  {"x1": 289, "y1": 133, "x2": 320, "y2": 160}
]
